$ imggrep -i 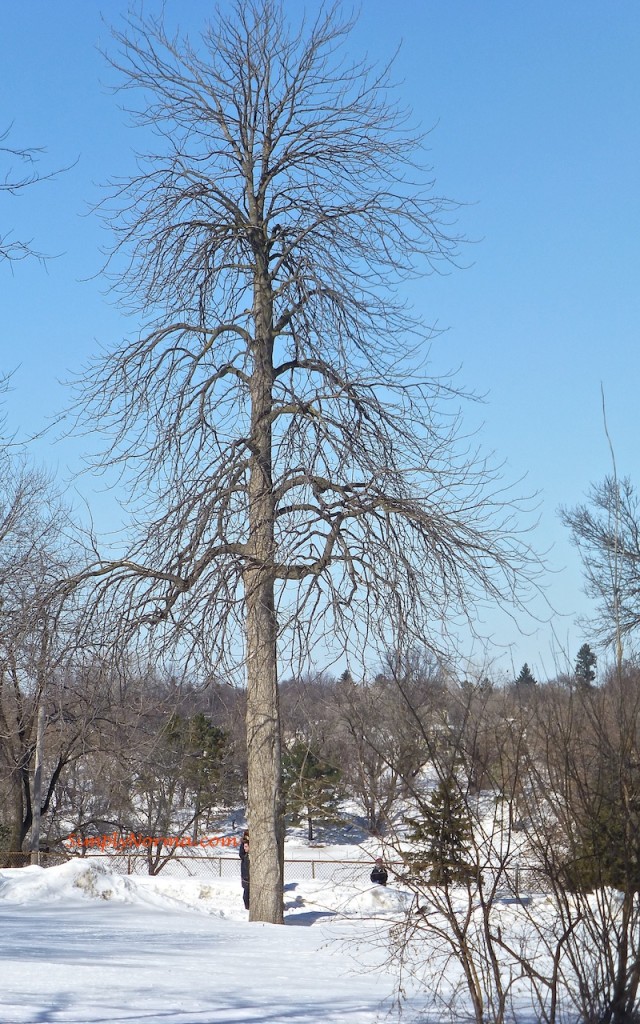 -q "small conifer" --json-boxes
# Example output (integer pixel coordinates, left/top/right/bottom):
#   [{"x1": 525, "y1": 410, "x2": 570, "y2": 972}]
[{"x1": 407, "y1": 774, "x2": 474, "y2": 885}]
